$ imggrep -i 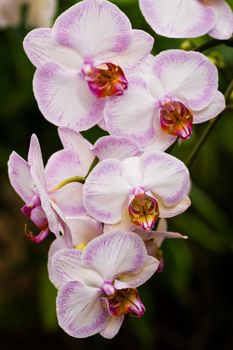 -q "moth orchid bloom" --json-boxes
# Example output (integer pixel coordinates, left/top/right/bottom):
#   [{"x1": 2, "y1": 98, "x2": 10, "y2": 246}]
[
  {"x1": 139, "y1": 0, "x2": 233, "y2": 40},
  {"x1": 8, "y1": 134, "x2": 88, "y2": 243},
  {"x1": 50, "y1": 231, "x2": 159, "y2": 338},
  {"x1": 48, "y1": 215, "x2": 103, "y2": 288},
  {"x1": 0, "y1": 0, "x2": 57, "y2": 28},
  {"x1": 23, "y1": 0, "x2": 153, "y2": 132},
  {"x1": 135, "y1": 218, "x2": 188, "y2": 271},
  {"x1": 106, "y1": 50, "x2": 225, "y2": 151},
  {"x1": 83, "y1": 150, "x2": 191, "y2": 232}
]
